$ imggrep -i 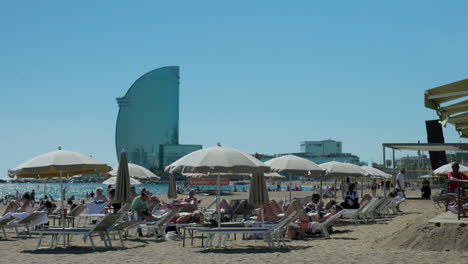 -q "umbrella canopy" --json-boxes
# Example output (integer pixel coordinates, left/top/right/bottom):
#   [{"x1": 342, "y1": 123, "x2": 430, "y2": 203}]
[
  {"x1": 361, "y1": 166, "x2": 392, "y2": 179},
  {"x1": 419, "y1": 174, "x2": 442, "y2": 178},
  {"x1": 115, "y1": 151, "x2": 132, "y2": 203},
  {"x1": 103, "y1": 176, "x2": 141, "y2": 185},
  {"x1": 183, "y1": 172, "x2": 251, "y2": 180},
  {"x1": 167, "y1": 174, "x2": 177, "y2": 199},
  {"x1": 264, "y1": 154, "x2": 324, "y2": 176},
  {"x1": 109, "y1": 163, "x2": 160, "y2": 181},
  {"x1": 165, "y1": 144, "x2": 269, "y2": 228},
  {"x1": 319, "y1": 161, "x2": 369, "y2": 177},
  {"x1": 165, "y1": 145, "x2": 269, "y2": 174},
  {"x1": 8, "y1": 148, "x2": 111, "y2": 178},
  {"x1": 249, "y1": 171, "x2": 270, "y2": 208},
  {"x1": 433, "y1": 162, "x2": 468, "y2": 175},
  {"x1": 264, "y1": 172, "x2": 286, "y2": 180}
]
